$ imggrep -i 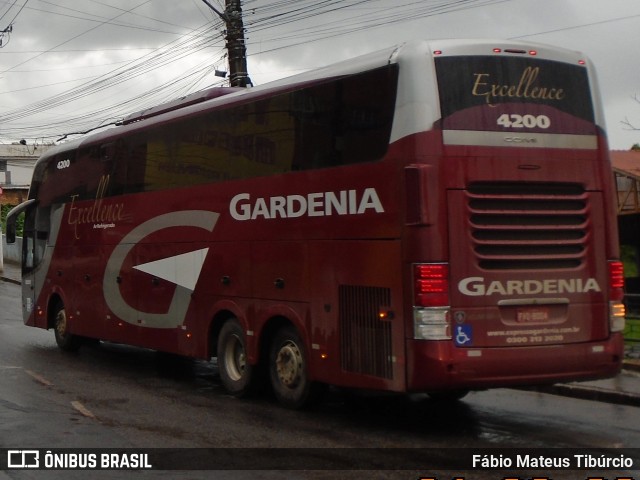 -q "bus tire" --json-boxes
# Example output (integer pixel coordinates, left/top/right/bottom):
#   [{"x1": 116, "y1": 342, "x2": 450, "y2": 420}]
[
  {"x1": 269, "y1": 325, "x2": 321, "y2": 409},
  {"x1": 217, "y1": 318, "x2": 255, "y2": 397},
  {"x1": 53, "y1": 302, "x2": 81, "y2": 352}
]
